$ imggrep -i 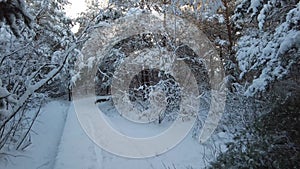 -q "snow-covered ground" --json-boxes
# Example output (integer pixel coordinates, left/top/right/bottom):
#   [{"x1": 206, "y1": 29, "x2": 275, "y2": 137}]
[
  {"x1": 0, "y1": 100, "x2": 70, "y2": 169},
  {"x1": 0, "y1": 99, "x2": 231, "y2": 169}
]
